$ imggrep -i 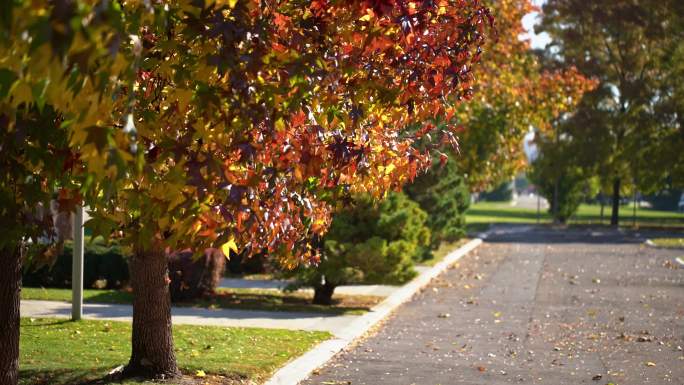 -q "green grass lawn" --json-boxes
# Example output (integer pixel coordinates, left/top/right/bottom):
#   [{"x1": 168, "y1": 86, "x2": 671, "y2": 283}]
[
  {"x1": 20, "y1": 317, "x2": 329, "y2": 385},
  {"x1": 21, "y1": 287, "x2": 381, "y2": 316},
  {"x1": 421, "y1": 239, "x2": 470, "y2": 267},
  {"x1": 648, "y1": 237, "x2": 684, "y2": 248},
  {"x1": 465, "y1": 201, "x2": 684, "y2": 230}
]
